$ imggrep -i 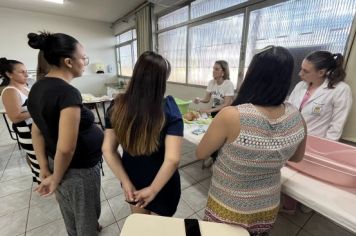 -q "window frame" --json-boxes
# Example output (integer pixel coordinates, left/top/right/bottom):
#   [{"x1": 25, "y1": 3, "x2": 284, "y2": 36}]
[
  {"x1": 155, "y1": 0, "x2": 356, "y2": 88},
  {"x1": 115, "y1": 28, "x2": 137, "y2": 78},
  {"x1": 156, "y1": 0, "x2": 268, "y2": 87}
]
